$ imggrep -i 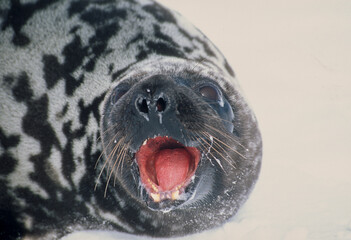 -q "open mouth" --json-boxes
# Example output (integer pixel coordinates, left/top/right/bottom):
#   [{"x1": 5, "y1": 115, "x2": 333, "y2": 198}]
[{"x1": 136, "y1": 136, "x2": 201, "y2": 203}]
